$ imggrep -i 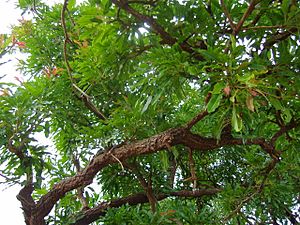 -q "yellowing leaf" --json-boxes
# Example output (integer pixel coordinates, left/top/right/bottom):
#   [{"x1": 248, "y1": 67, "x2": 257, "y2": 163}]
[{"x1": 246, "y1": 95, "x2": 255, "y2": 112}]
